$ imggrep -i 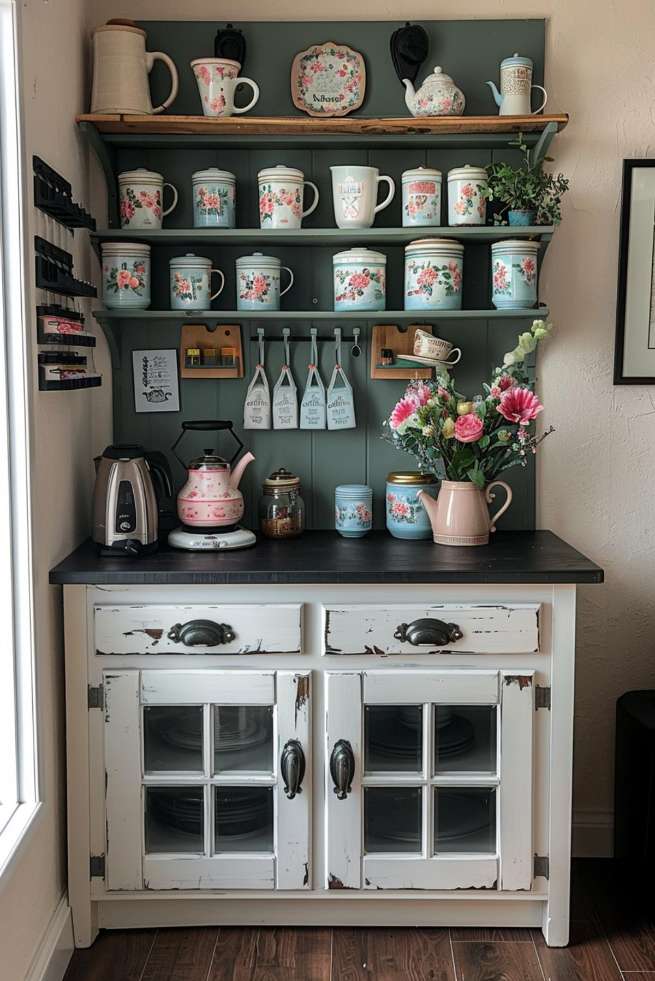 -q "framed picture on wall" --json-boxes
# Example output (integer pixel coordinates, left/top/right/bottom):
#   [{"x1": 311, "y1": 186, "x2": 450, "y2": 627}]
[{"x1": 615, "y1": 159, "x2": 655, "y2": 383}]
